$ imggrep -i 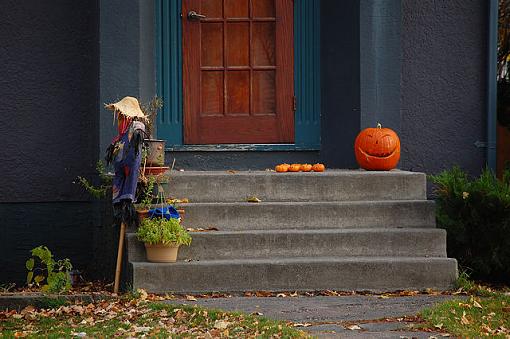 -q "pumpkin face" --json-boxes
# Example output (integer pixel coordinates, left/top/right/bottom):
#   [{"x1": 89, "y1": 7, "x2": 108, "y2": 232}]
[
  {"x1": 301, "y1": 164, "x2": 313, "y2": 172},
  {"x1": 354, "y1": 123, "x2": 400, "y2": 170},
  {"x1": 275, "y1": 163, "x2": 290, "y2": 172},
  {"x1": 289, "y1": 164, "x2": 301, "y2": 172},
  {"x1": 312, "y1": 163, "x2": 325, "y2": 172}
]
